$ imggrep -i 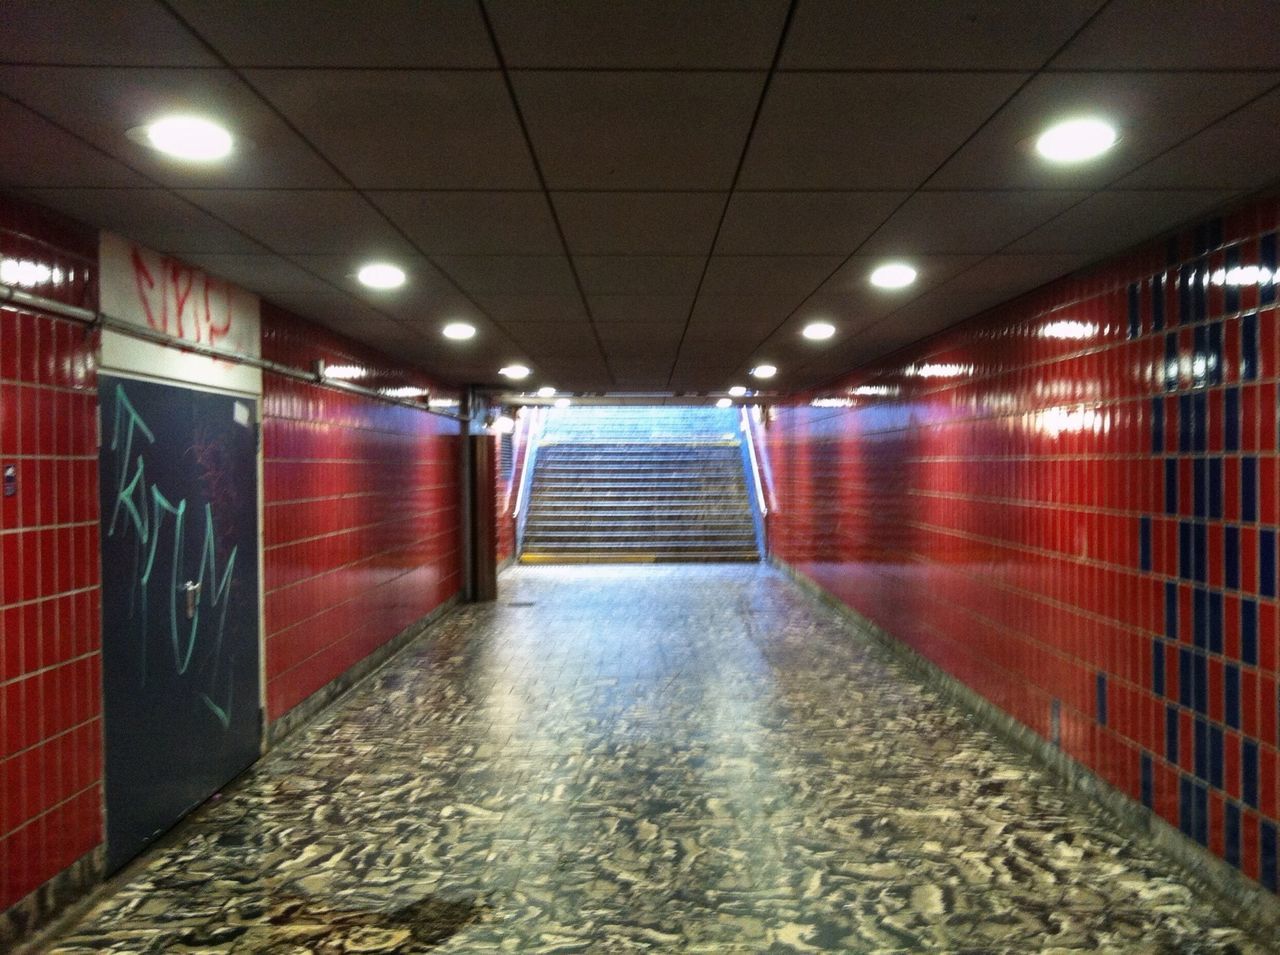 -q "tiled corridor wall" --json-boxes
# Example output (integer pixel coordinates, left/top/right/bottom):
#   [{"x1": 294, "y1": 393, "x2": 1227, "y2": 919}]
[
  {"x1": 0, "y1": 204, "x2": 102, "y2": 912},
  {"x1": 261, "y1": 307, "x2": 463, "y2": 722},
  {"x1": 767, "y1": 196, "x2": 1280, "y2": 894},
  {"x1": 1, "y1": 193, "x2": 465, "y2": 919}
]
